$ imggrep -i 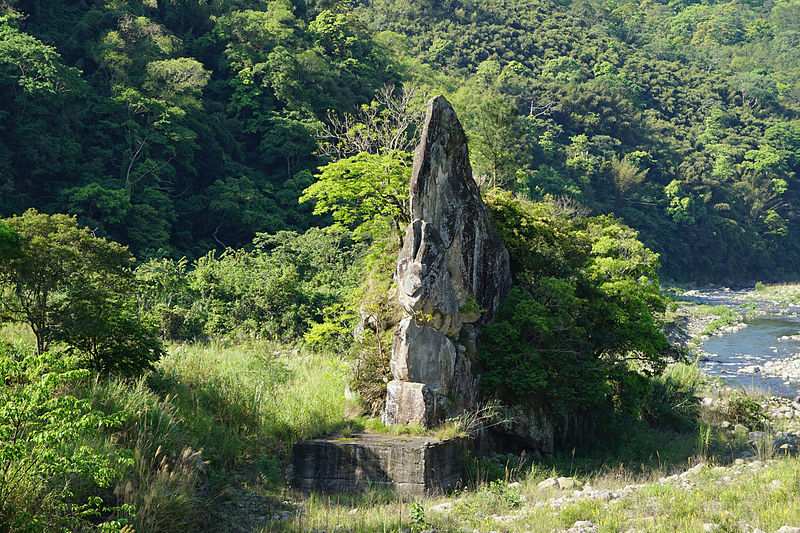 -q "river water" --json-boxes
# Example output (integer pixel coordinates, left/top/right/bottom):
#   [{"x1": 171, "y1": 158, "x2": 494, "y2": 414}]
[
  {"x1": 688, "y1": 290, "x2": 800, "y2": 397},
  {"x1": 701, "y1": 316, "x2": 800, "y2": 396}
]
